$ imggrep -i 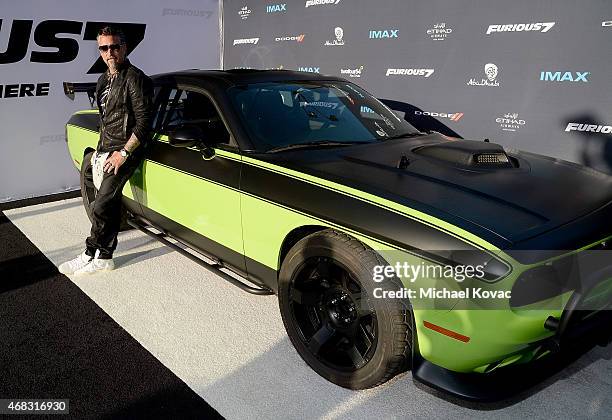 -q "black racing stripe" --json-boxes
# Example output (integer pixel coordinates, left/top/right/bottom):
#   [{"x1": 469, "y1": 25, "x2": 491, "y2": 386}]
[
  {"x1": 241, "y1": 163, "x2": 480, "y2": 255},
  {"x1": 0, "y1": 211, "x2": 222, "y2": 418},
  {"x1": 144, "y1": 142, "x2": 479, "y2": 254},
  {"x1": 143, "y1": 144, "x2": 483, "y2": 261},
  {"x1": 67, "y1": 113, "x2": 99, "y2": 132},
  {"x1": 147, "y1": 140, "x2": 241, "y2": 189}
]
